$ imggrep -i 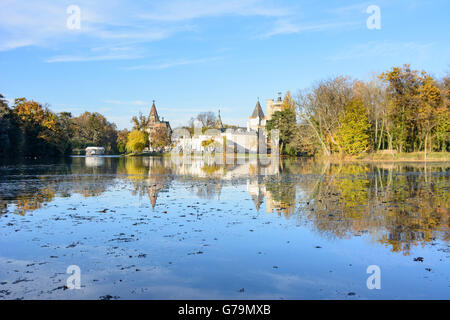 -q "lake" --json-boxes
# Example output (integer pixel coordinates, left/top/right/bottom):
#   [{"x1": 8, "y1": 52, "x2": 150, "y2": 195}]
[{"x1": 0, "y1": 156, "x2": 448, "y2": 299}]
